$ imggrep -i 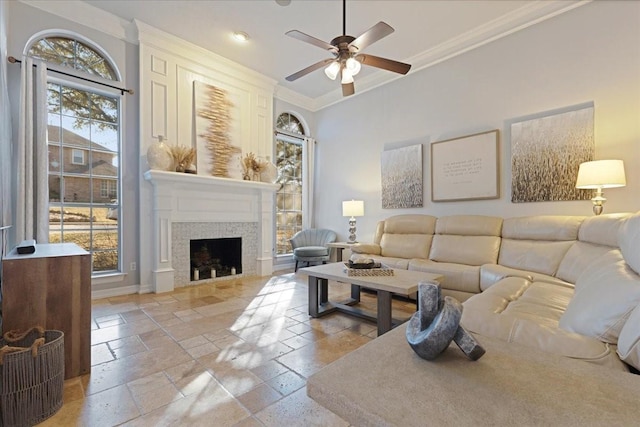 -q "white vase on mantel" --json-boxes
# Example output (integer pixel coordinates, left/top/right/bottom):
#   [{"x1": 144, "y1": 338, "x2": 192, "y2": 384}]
[{"x1": 147, "y1": 136, "x2": 174, "y2": 171}]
